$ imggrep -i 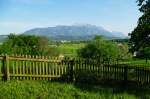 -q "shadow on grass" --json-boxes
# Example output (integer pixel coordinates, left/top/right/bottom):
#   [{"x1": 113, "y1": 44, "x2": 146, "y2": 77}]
[
  {"x1": 72, "y1": 78, "x2": 150, "y2": 99},
  {"x1": 50, "y1": 69, "x2": 150, "y2": 98}
]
